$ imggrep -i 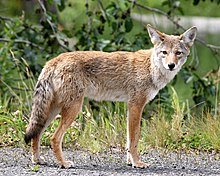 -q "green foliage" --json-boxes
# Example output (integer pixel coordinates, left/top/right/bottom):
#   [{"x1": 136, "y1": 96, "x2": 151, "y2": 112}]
[
  {"x1": 140, "y1": 88, "x2": 215, "y2": 152},
  {"x1": 0, "y1": 1, "x2": 75, "y2": 98},
  {"x1": 162, "y1": 0, "x2": 184, "y2": 15},
  {"x1": 1, "y1": 86, "x2": 220, "y2": 153},
  {"x1": 0, "y1": 108, "x2": 26, "y2": 147},
  {"x1": 75, "y1": 1, "x2": 148, "y2": 52},
  {"x1": 65, "y1": 101, "x2": 127, "y2": 152},
  {"x1": 0, "y1": 0, "x2": 219, "y2": 111},
  {"x1": 180, "y1": 68, "x2": 218, "y2": 109}
]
